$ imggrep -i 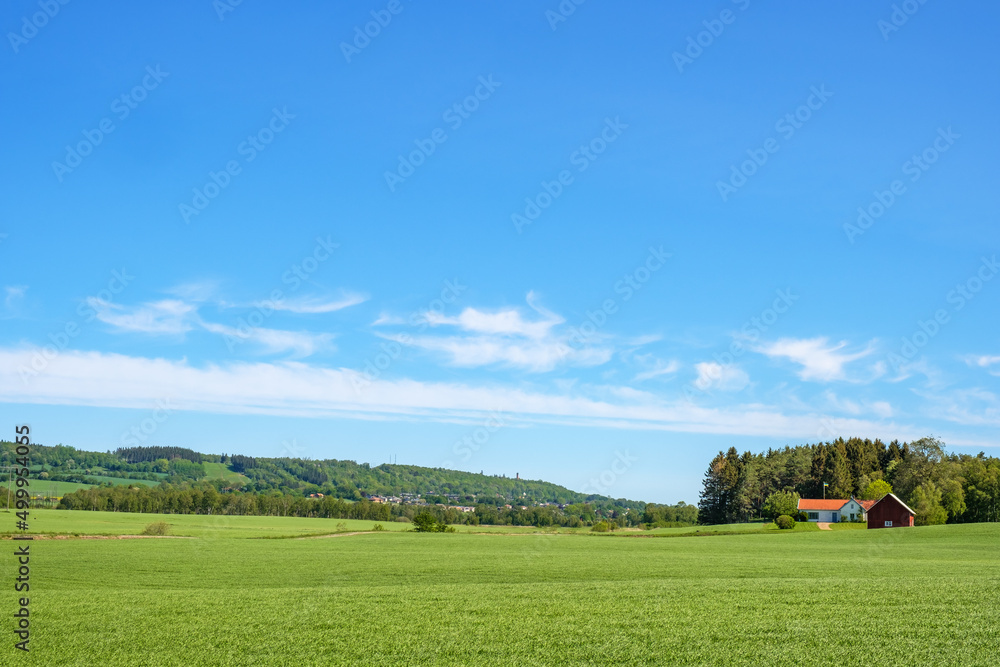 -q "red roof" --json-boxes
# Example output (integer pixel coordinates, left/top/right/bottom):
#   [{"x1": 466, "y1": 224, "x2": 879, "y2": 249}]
[
  {"x1": 797, "y1": 498, "x2": 852, "y2": 511},
  {"x1": 858, "y1": 499, "x2": 877, "y2": 511}
]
